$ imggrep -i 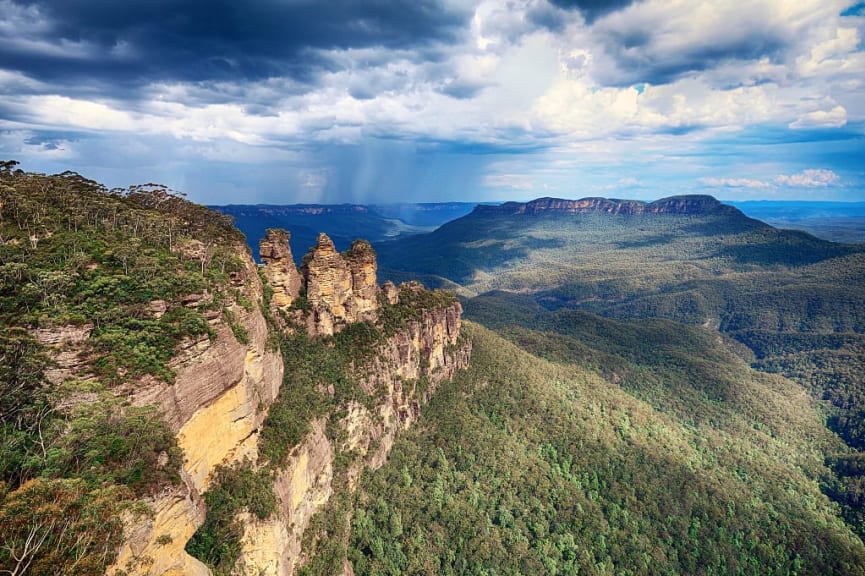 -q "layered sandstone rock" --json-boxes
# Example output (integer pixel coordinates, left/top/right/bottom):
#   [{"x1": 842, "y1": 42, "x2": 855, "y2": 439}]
[
  {"x1": 31, "y1": 323, "x2": 93, "y2": 385},
  {"x1": 110, "y1": 230, "x2": 469, "y2": 576},
  {"x1": 345, "y1": 297, "x2": 469, "y2": 481},
  {"x1": 259, "y1": 229, "x2": 302, "y2": 310},
  {"x1": 382, "y1": 280, "x2": 399, "y2": 305},
  {"x1": 301, "y1": 234, "x2": 379, "y2": 336},
  {"x1": 111, "y1": 244, "x2": 284, "y2": 576},
  {"x1": 236, "y1": 420, "x2": 335, "y2": 576},
  {"x1": 235, "y1": 295, "x2": 470, "y2": 575},
  {"x1": 345, "y1": 239, "x2": 378, "y2": 322}
]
